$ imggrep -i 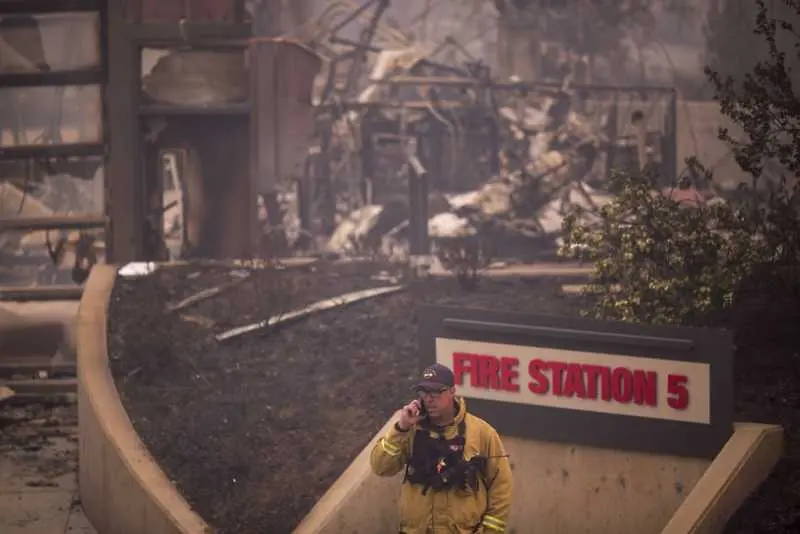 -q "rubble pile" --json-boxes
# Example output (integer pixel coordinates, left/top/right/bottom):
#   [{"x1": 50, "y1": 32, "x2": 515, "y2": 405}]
[
  {"x1": 321, "y1": 47, "x2": 617, "y2": 263},
  {"x1": 0, "y1": 3, "x2": 672, "y2": 270},
  {"x1": 0, "y1": 172, "x2": 101, "y2": 285}
]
